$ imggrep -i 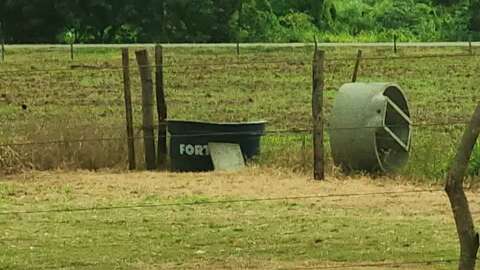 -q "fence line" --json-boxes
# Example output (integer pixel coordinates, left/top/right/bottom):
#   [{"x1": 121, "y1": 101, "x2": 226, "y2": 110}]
[
  {"x1": 0, "y1": 189, "x2": 440, "y2": 216},
  {"x1": 2, "y1": 89, "x2": 478, "y2": 107},
  {"x1": 4, "y1": 116, "x2": 478, "y2": 130},
  {"x1": 0, "y1": 52, "x2": 478, "y2": 75},
  {"x1": 3, "y1": 90, "x2": 479, "y2": 107},
  {"x1": 0, "y1": 120, "x2": 475, "y2": 148},
  {"x1": 3, "y1": 93, "x2": 478, "y2": 109},
  {"x1": 0, "y1": 61, "x2": 309, "y2": 75},
  {"x1": 2, "y1": 96, "x2": 480, "y2": 109}
]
